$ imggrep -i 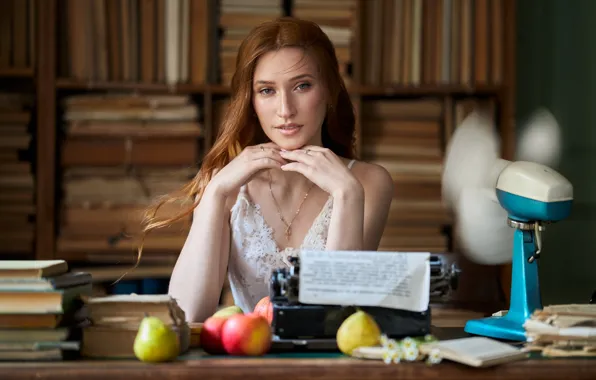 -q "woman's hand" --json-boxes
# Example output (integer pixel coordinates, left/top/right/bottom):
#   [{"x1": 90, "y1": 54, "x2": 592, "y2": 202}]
[
  {"x1": 279, "y1": 146, "x2": 363, "y2": 199},
  {"x1": 207, "y1": 142, "x2": 286, "y2": 197}
]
